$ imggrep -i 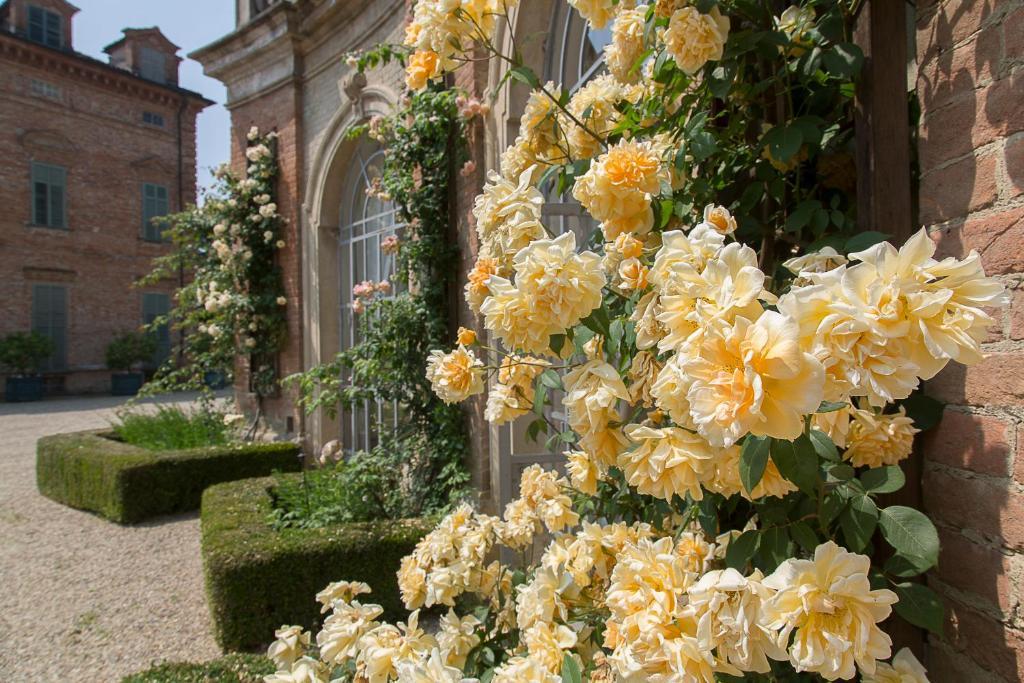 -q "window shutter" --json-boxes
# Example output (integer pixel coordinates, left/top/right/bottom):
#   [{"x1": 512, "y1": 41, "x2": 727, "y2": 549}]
[
  {"x1": 142, "y1": 293, "x2": 171, "y2": 365},
  {"x1": 142, "y1": 184, "x2": 169, "y2": 241},
  {"x1": 44, "y1": 10, "x2": 61, "y2": 48},
  {"x1": 48, "y1": 166, "x2": 65, "y2": 228},
  {"x1": 31, "y1": 163, "x2": 66, "y2": 228},
  {"x1": 27, "y1": 6, "x2": 44, "y2": 42},
  {"x1": 32, "y1": 285, "x2": 68, "y2": 372}
]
